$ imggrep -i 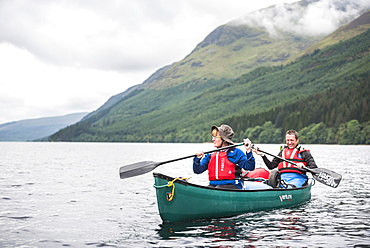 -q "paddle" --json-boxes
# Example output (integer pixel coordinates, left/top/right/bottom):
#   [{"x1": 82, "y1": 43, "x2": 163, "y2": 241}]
[
  {"x1": 119, "y1": 142, "x2": 245, "y2": 179},
  {"x1": 253, "y1": 146, "x2": 342, "y2": 188}
]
